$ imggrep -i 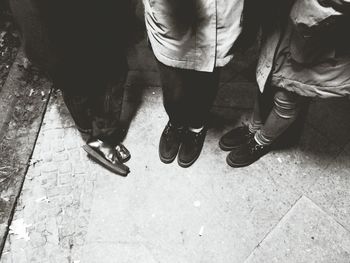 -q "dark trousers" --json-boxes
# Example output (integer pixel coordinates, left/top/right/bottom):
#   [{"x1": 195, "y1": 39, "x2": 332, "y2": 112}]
[
  {"x1": 157, "y1": 61, "x2": 220, "y2": 129},
  {"x1": 11, "y1": 0, "x2": 133, "y2": 146},
  {"x1": 61, "y1": 71, "x2": 127, "y2": 146}
]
